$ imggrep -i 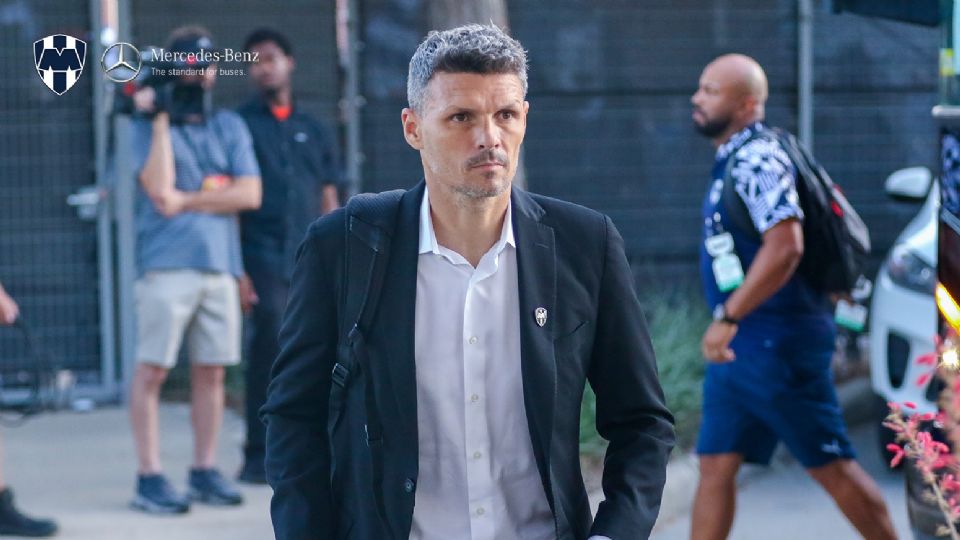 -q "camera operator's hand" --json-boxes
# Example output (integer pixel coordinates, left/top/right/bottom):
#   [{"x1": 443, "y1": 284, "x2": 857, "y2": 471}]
[
  {"x1": 133, "y1": 86, "x2": 157, "y2": 114},
  {"x1": 152, "y1": 188, "x2": 188, "y2": 218},
  {"x1": 0, "y1": 285, "x2": 19, "y2": 326}
]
